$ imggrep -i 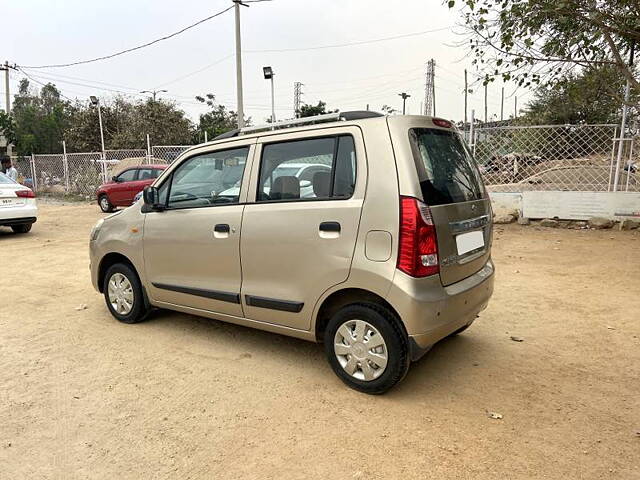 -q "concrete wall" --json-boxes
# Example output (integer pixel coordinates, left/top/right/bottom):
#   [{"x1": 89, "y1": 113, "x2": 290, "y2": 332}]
[{"x1": 489, "y1": 191, "x2": 640, "y2": 221}]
